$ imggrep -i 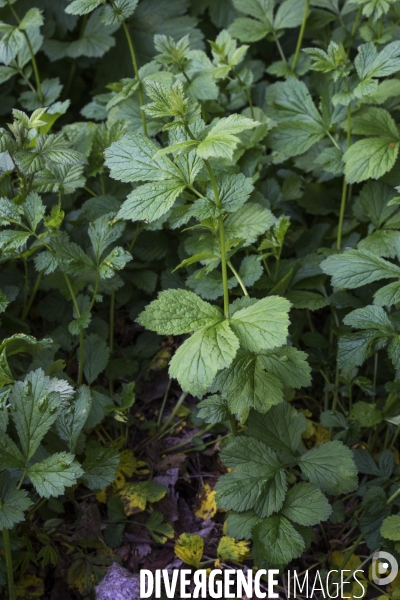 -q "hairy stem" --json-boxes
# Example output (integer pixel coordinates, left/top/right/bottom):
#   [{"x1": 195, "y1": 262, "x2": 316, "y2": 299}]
[
  {"x1": 292, "y1": 0, "x2": 310, "y2": 72},
  {"x1": 120, "y1": 19, "x2": 148, "y2": 136},
  {"x1": 3, "y1": 528, "x2": 15, "y2": 600},
  {"x1": 63, "y1": 273, "x2": 84, "y2": 385},
  {"x1": 22, "y1": 270, "x2": 43, "y2": 320},
  {"x1": 272, "y1": 31, "x2": 287, "y2": 63},
  {"x1": 228, "y1": 261, "x2": 249, "y2": 296},
  {"x1": 337, "y1": 106, "x2": 352, "y2": 249},
  {"x1": 10, "y1": 6, "x2": 43, "y2": 103}
]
